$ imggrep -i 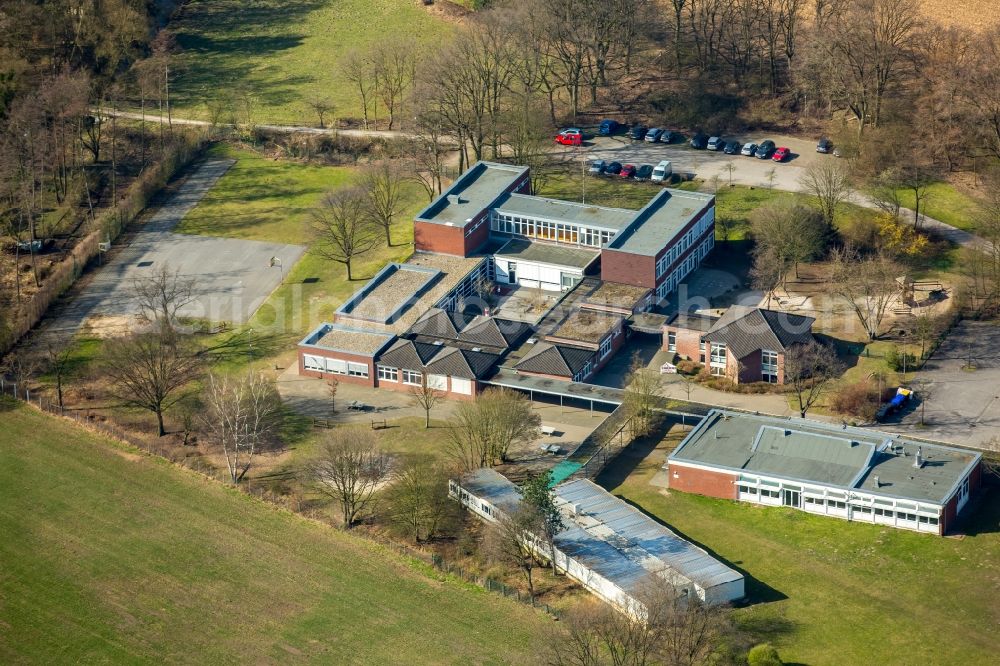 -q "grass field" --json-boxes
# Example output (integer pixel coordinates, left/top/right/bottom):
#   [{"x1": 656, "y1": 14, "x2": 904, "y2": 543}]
[
  {"x1": 895, "y1": 182, "x2": 982, "y2": 234},
  {"x1": 598, "y1": 429, "x2": 1000, "y2": 666},
  {"x1": 0, "y1": 399, "x2": 547, "y2": 663},
  {"x1": 168, "y1": 0, "x2": 453, "y2": 125}
]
